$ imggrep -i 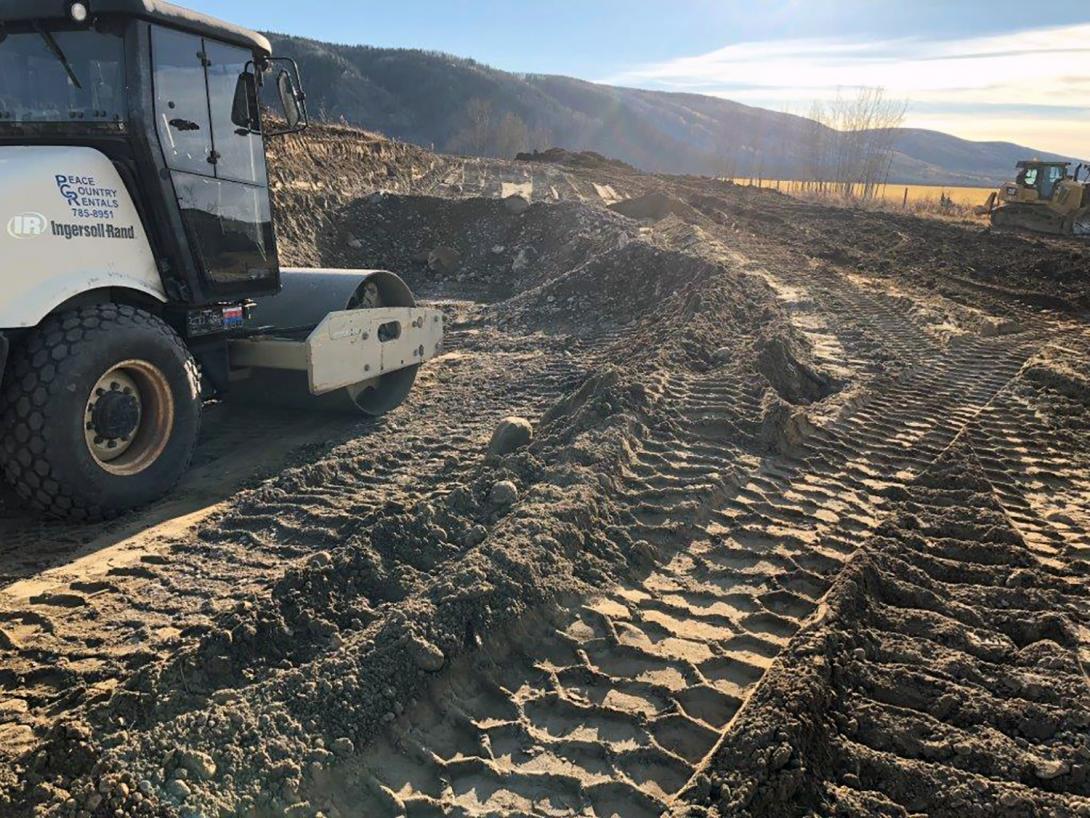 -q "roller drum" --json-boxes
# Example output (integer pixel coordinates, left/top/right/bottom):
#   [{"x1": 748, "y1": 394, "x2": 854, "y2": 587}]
[{"x1": 241, "y1": 269, "x2": 420, "y2": 415}]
